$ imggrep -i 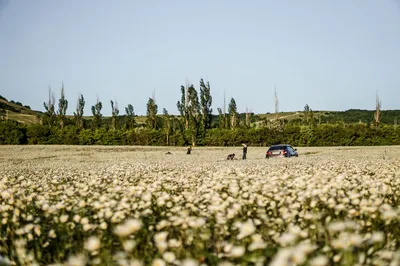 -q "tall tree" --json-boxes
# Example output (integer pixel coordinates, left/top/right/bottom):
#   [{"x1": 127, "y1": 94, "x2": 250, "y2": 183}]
[
  {"x1": 200, "y1": 79, "x2": 213, "y2": 133},
  {"x1": 110, "y1": 100, "x2": 119, "y2": 130},
  {"x1": 217, "y1": 91, "x2": 228, "y2": 129},
  {"x1": 228, "y1": 97, "x2": 238, "y2": 130},
  {"x1": 43, "y1": 86, "x2": 56, "y2": 126},
  {"x1": 303, "y1": 104, "x2": 314, "y2": 125},
  {"x1": 187, "y1": 85, "x2": 201, "y2": 146},
  {"x1": 177, "y1": 84, "x2": 190, "y2": 130},
  {"x1": 162, "y1": 108, "x2": 171, "y2": 145},
  {"x1": 217, "y1": 108, "x2": 225, "y2": 129},
  {"x1": 73, "y1": 94, "x2": 85, "y2": 129},
  {"x1": 374, "y1": 91, "x2": 382, "y2": 126},
  {"x1": 91, "y1": 96, "x2": 103, "y2": 129},
  {"x1": 57, "y1": 83, "x2": 68, "y2": 130},
  {"x1": 245, "y1": 107, "x2": 251, "y2": 128},
  {"x1": 146, "y1": 97, "x2": 158, "y2": 130},
  {"x1": 125, "y1": 104, "x2": 135, "y2": 129}
]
